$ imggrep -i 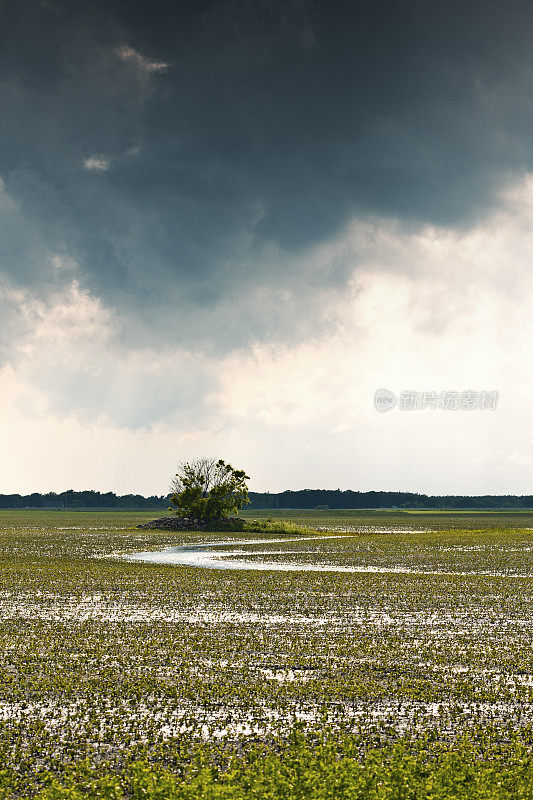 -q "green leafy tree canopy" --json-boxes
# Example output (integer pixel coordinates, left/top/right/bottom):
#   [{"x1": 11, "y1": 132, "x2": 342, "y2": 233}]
[{"x1": 169, "y1": 457, "x2": 250, "y2": 521}]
